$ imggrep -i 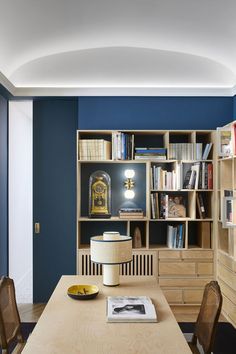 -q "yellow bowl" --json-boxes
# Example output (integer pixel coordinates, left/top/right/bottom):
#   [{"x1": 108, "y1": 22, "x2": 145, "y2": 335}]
[{"x1": 67, "y1": 284, "x2": 99, "y2": 300}]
